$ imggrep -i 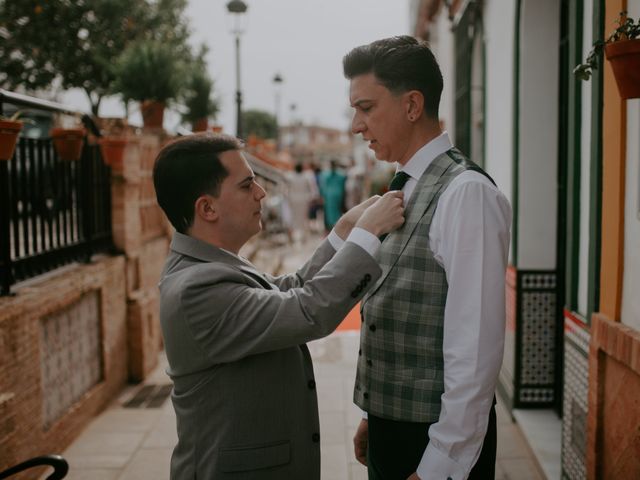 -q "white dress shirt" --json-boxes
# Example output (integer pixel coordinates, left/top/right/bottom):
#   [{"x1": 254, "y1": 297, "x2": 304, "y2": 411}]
[{"x1": 334, "y1": 132, "x2": 511, "y2": 480}]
